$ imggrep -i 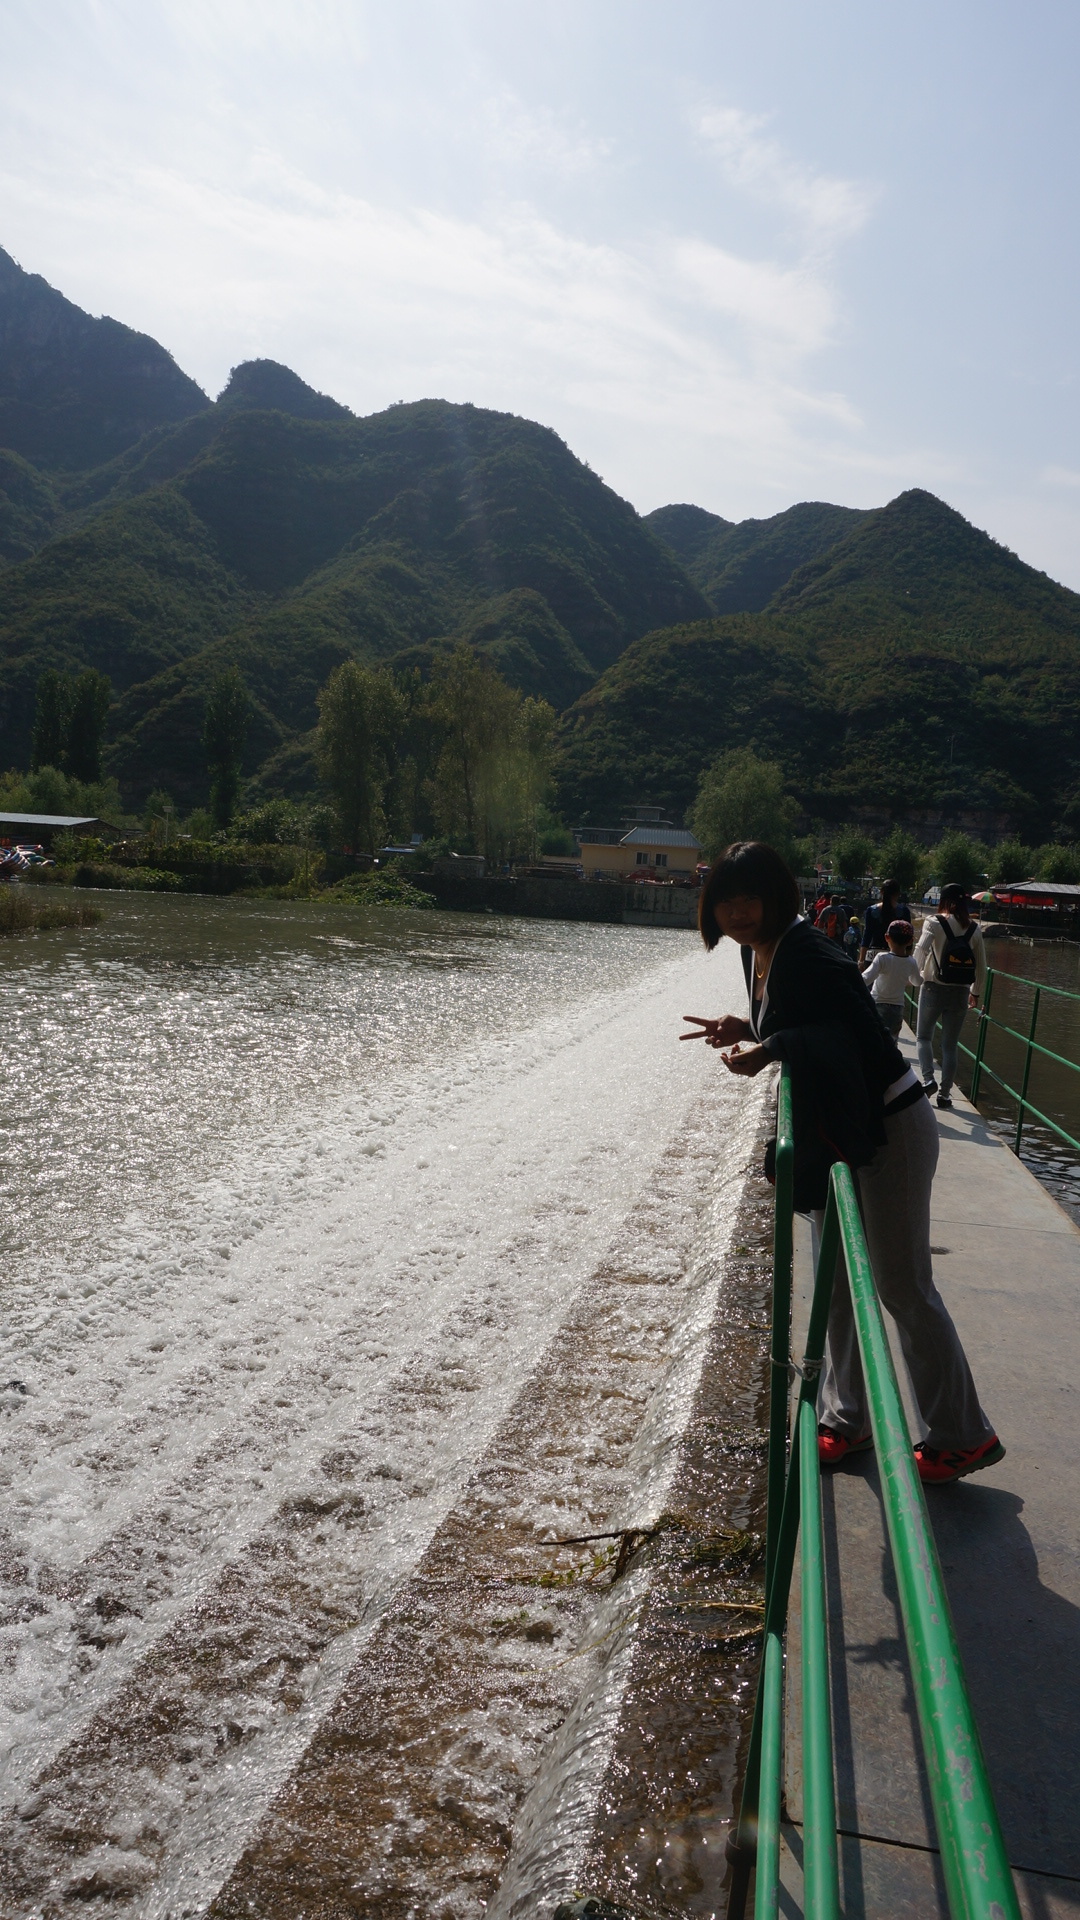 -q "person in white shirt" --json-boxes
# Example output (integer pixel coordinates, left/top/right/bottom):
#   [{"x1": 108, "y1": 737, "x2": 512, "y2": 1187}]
[
  {"x1": 914, "y1": 884, "x2": 987, "y2": 1110},
  {"x1": 861, "y1": 920, "x2": 921, "y2": 1038}
]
